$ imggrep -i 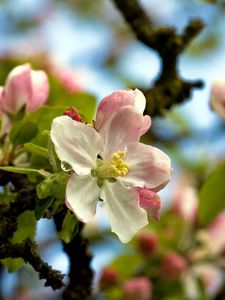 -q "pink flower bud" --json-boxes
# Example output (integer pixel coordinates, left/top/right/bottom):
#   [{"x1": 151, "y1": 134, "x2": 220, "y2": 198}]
[
  {"x1": 161, "y1": 252, "x2": 188, "y2": 280},
  {"x1": 123, "y1": 277, "x2": 152, "y2": 300},
  {"x1": 210, "y1": 79, "x2": 225, "y2": 119},
  {"x1": 137, "y1": 230, "x2": 158, "y2": 256},
  {"x1": 1, "y1": 64, "x2": 49, "y2": 114},
  {"x1": 171, "y1": 185, "x2": 198, "y2": 222},
  {"x1": 136, "y1": 188, "x2": 162, "y2": 221},
  {"x1": 99, "y1": 267, "x2": 118, "y2": 290},
  {"x1": 63, "y1": 107, "x2": 82, "y2": 122},
  {"x1": 95, "y1": 89, "x2": 151, "y2": 135}
]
